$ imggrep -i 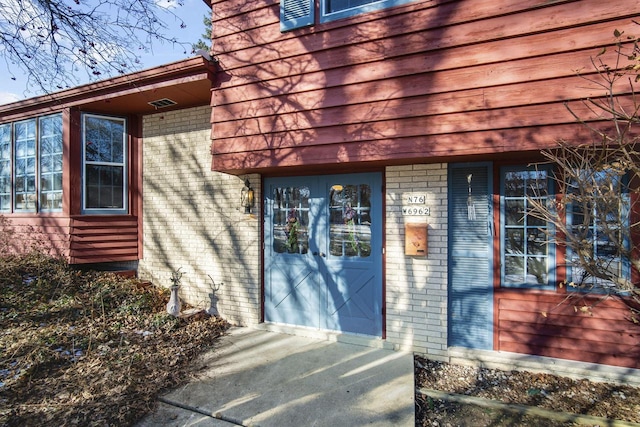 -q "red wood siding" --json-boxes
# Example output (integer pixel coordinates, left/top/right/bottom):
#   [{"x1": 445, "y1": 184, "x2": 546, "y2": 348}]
[
  {"x1": 1, "y1": 215, "x2": 139, "y2": 264},
  {"x1": 496, "y1": 290, "x2": 640, "y2": 369},
  {"x1": 69, "y1": 216, "x2": 139, "y2": 264},
  {"x1": 209, "y1": 0, "x2": 640, "y2": 173},
  {"x1": 1, "y1": 216, "x2": 71, "y2": 258}
]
